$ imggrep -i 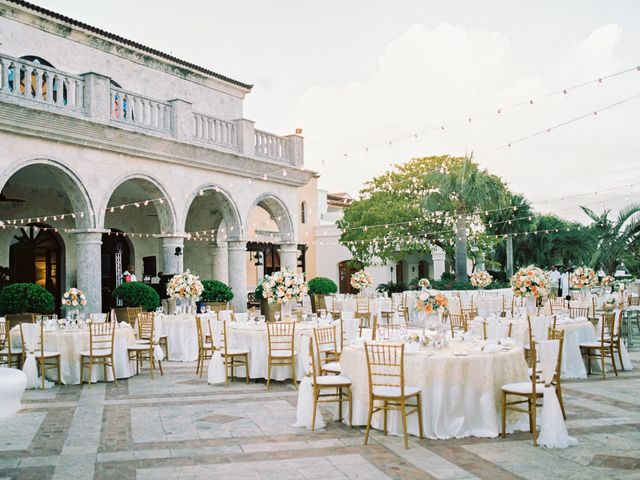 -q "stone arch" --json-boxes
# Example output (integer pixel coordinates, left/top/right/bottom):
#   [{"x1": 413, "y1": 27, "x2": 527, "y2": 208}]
[
  {"x1": 98, "y1": 172, "x2": 177, "y2": 233},
  {"x1": 247, "y1": 193, "x2": 295, "y2": 242},
  {"x1": 0, "y1": 157, "x2": 95, "y2": 229},
  {"x1": 182, "y1": 184, "x2": 244, "y2": 241}
]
